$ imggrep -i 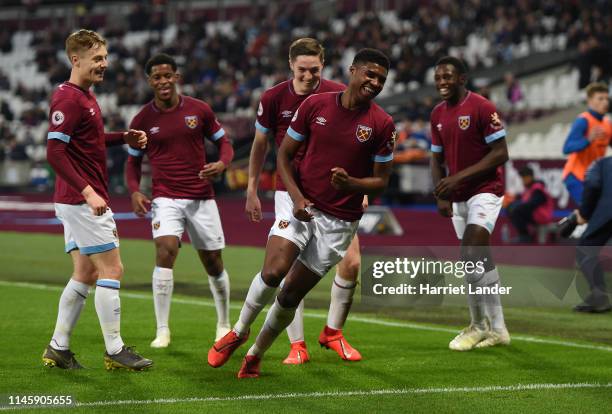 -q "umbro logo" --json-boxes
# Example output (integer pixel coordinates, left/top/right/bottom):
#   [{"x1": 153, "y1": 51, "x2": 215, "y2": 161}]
[
  {"x1": 315, "y1": 116, "x2": 327, "y2": 126},
  {"x1": 150, "y1": 127, "x2": 160, "y2": 135},
  {"x1": 281, "y1": 110, "x2": 293, "y2": 118},
  {"x1": 89, "y1": 108, "x2": 96, "y2": 117}
]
